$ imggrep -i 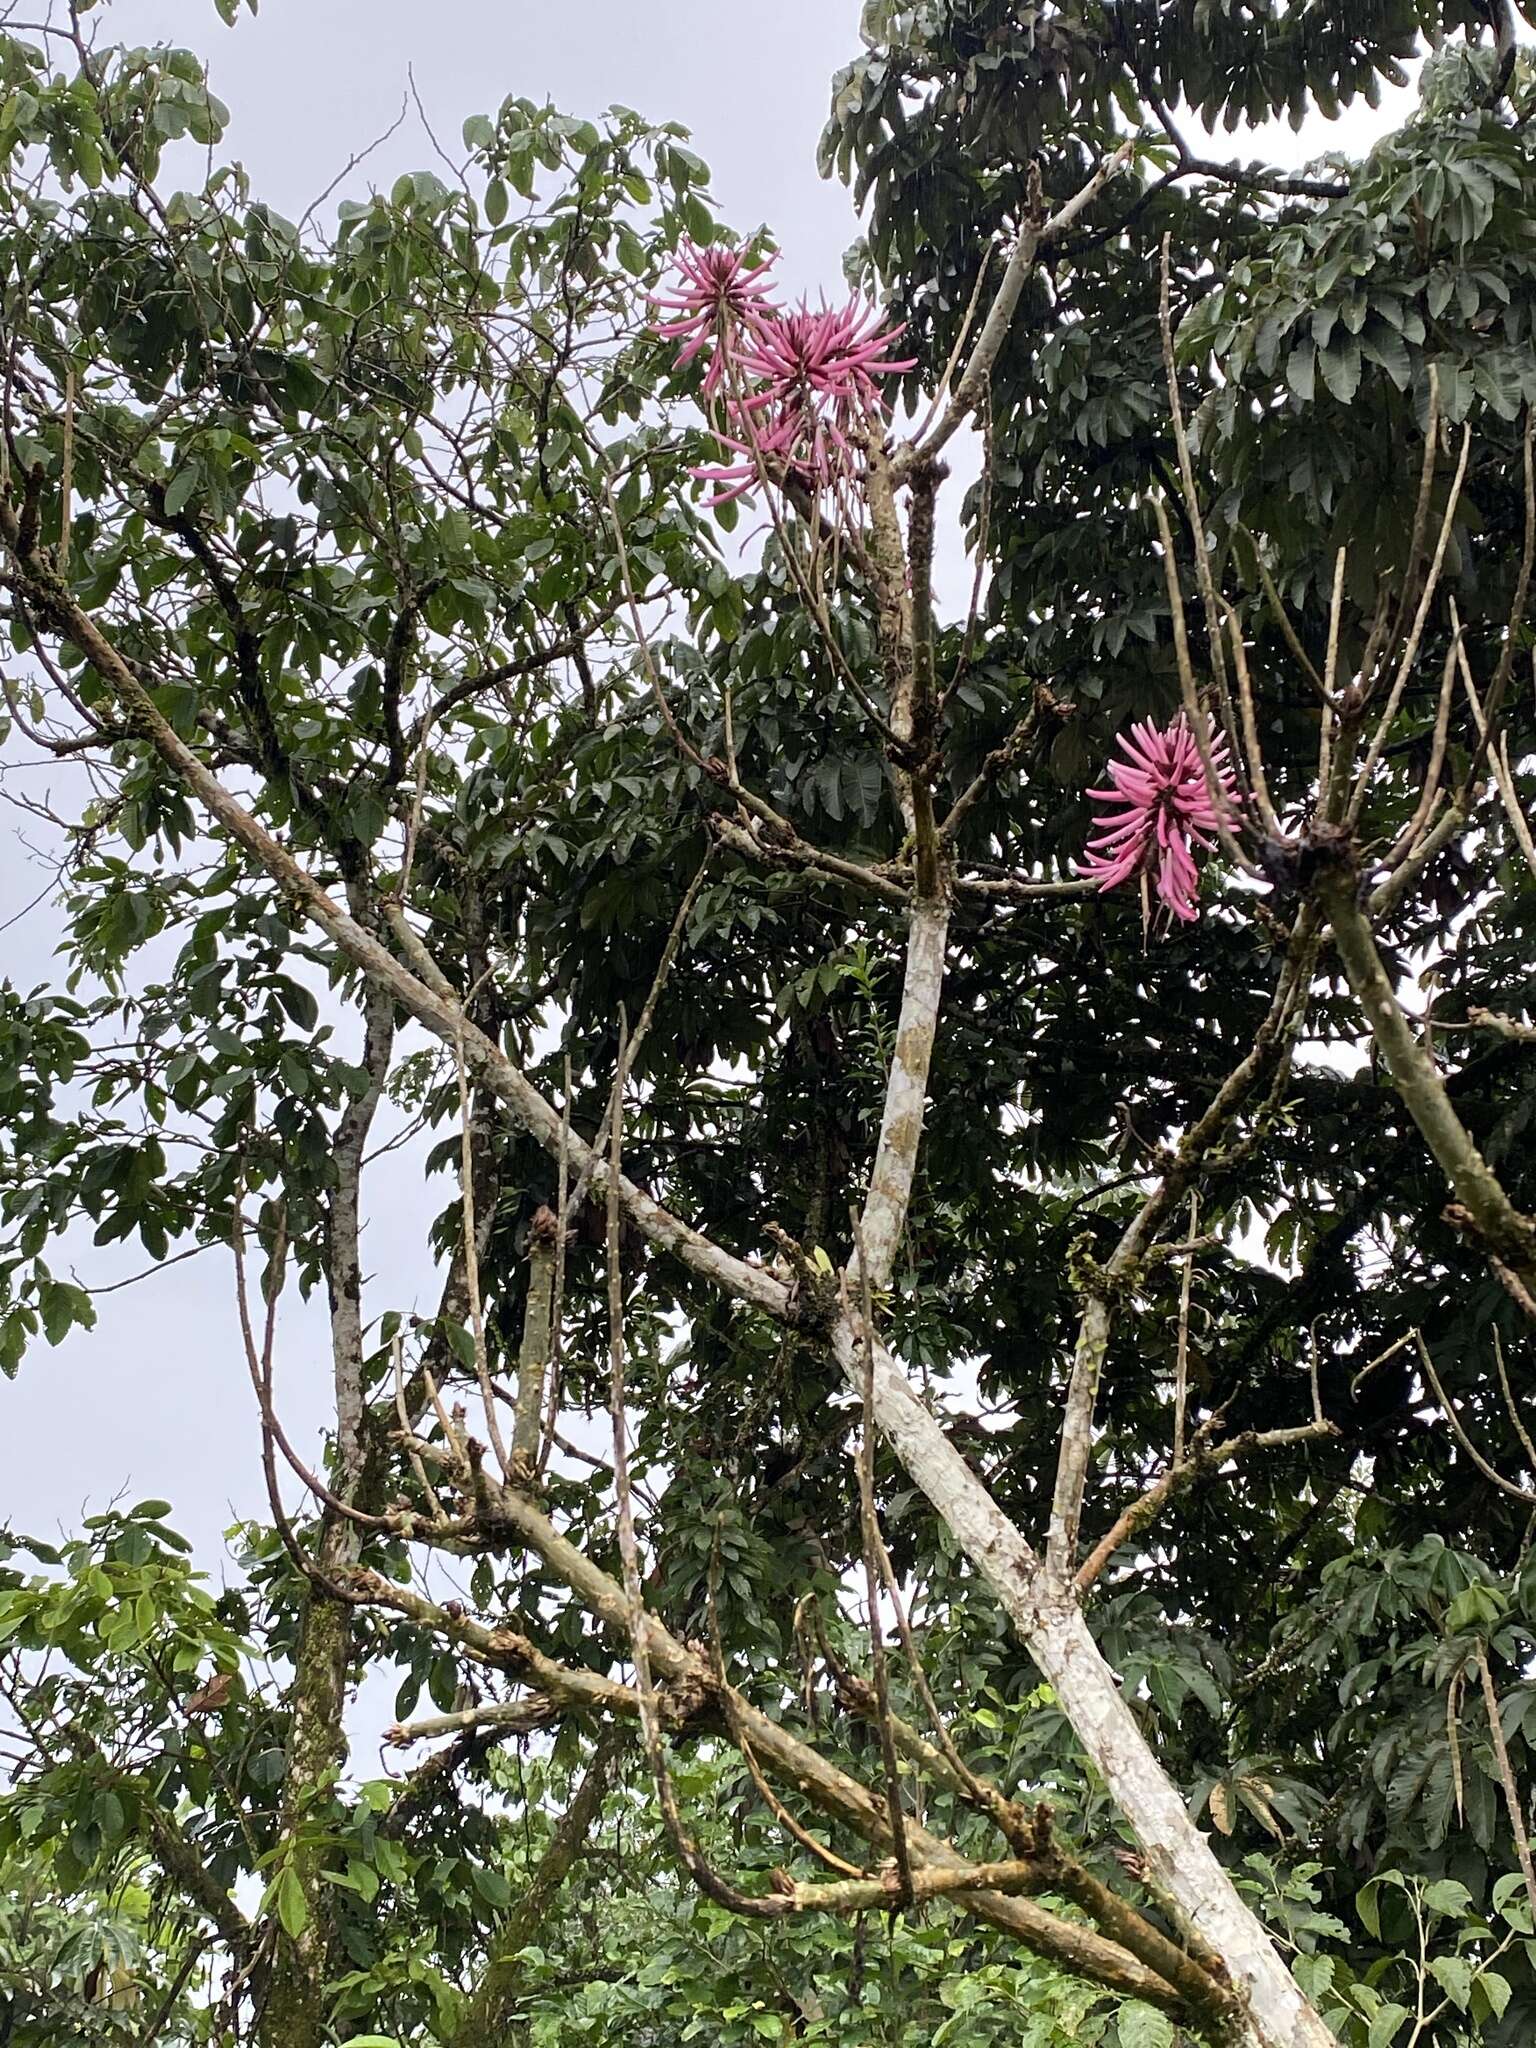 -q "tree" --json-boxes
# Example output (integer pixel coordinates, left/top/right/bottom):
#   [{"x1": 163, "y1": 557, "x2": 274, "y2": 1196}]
[{"x1": 1, "y1": 2, "x2": 1535, "y2": 2045}]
